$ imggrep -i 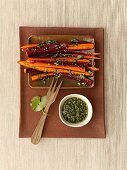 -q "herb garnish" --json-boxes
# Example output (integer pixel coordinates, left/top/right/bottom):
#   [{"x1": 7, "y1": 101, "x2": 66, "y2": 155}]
[
  {"x1": 73, "y1": 59, "x2": 77, "y2": 63},
  {"x1": 45, "y1": 40, "x2": 57, "y2": 44},
  {"x1": 38, "y1": 74, "x2": 42, "y2": 80},
  {"x1": 68, "y1": 70, "x2": 72, "y2": 75},
  {"x1": 80, "y1": 74, "x2": 85, "y2": 80},
  {"x1": 77, "y1": 55, "x2": 83, "y2": 60},
  {"x1": 77, "y1": 82, "x2": 81, "y2": 86},
  {"x1": 54, "y1": 60, "x2": 62, "y2": 66},
  {"x1": 30, "y1": 96, "x2": 47, "y2": 112},
  {"x1": 38, "y1": 42, "x2": 44, "y2": 48},
  {"x1": 88, "y1": 70, "x2": 92, "y2": 73},
  {"x1": 71, "y1": 39, "x2": 79, "y2": 44},
  {"x1": 55, "y1": 73, "x2": 62, "y2": 79},
  {"x1": 51, "y1": 54, "x2": 58, "y2": 58}
]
